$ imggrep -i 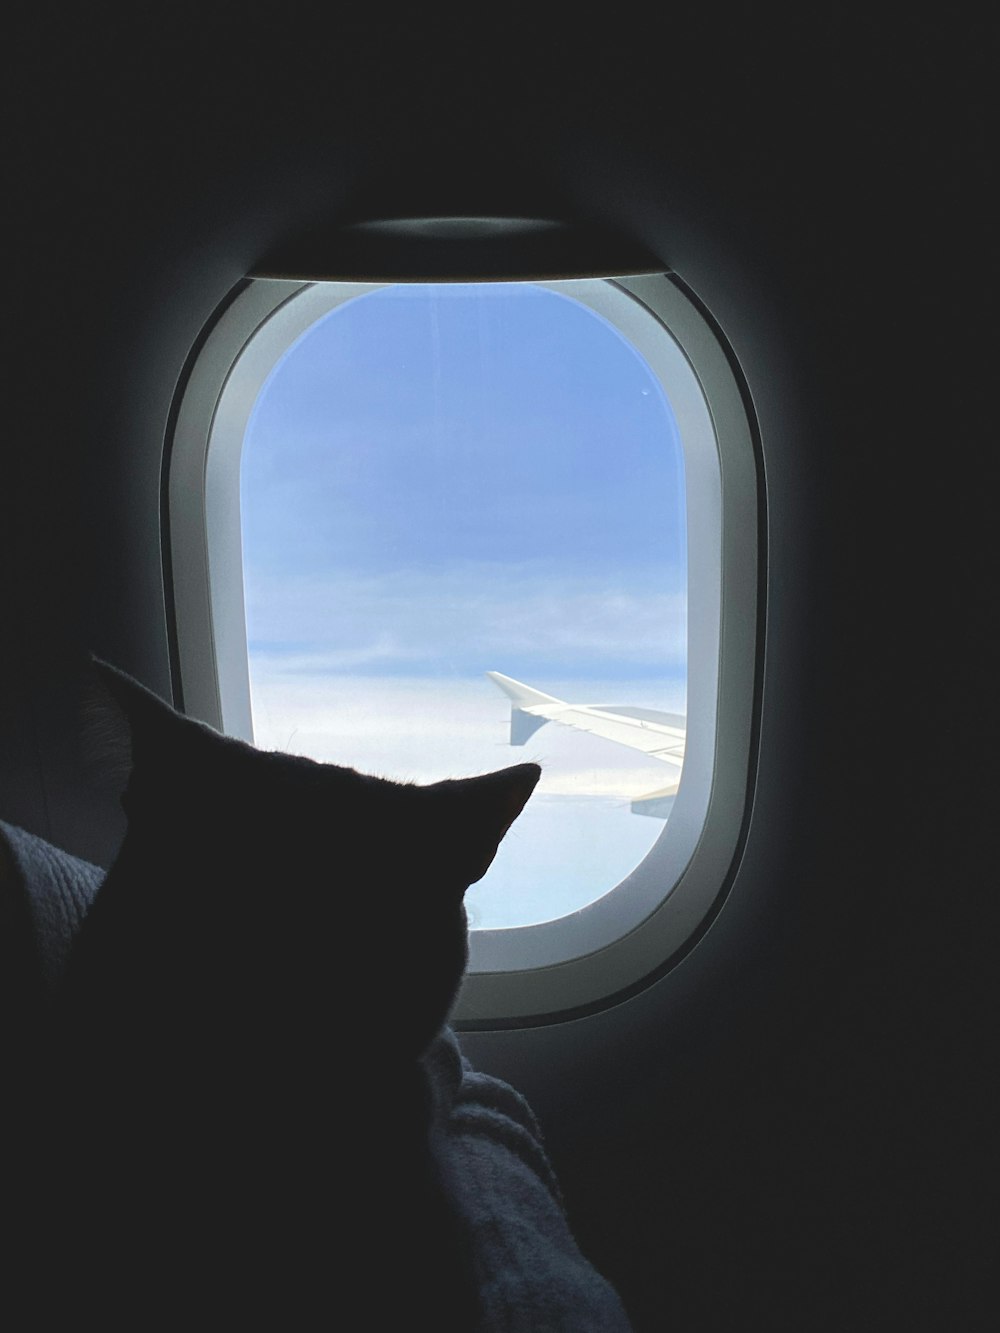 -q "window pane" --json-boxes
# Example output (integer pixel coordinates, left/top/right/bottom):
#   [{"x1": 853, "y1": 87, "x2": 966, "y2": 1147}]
[{"x1": 241, "y1": 282, "x2": 686, "y2": 927}]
